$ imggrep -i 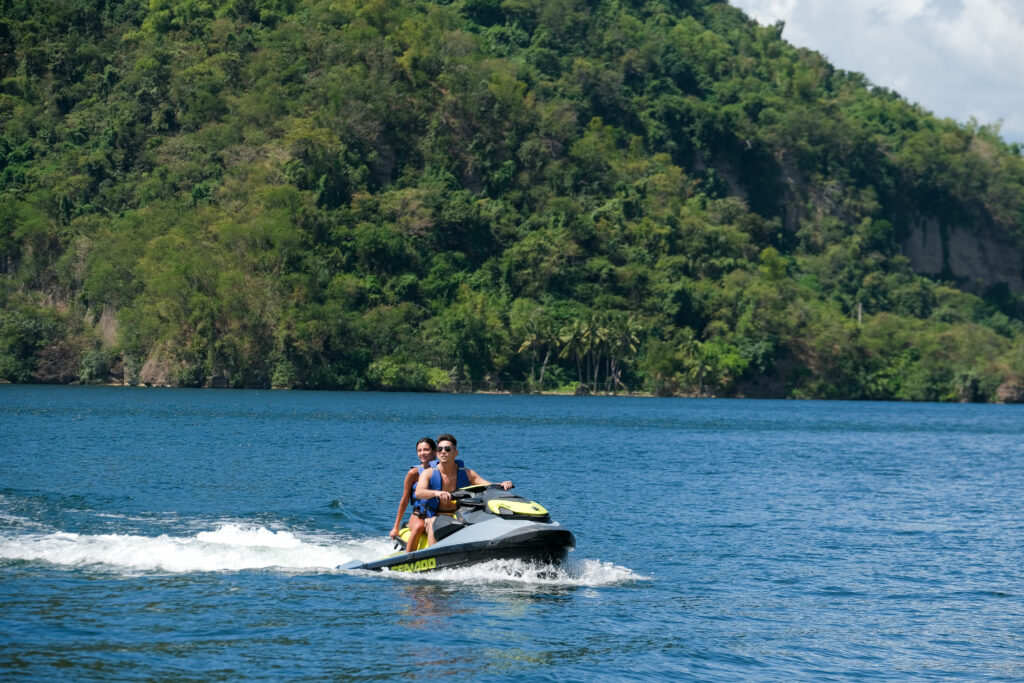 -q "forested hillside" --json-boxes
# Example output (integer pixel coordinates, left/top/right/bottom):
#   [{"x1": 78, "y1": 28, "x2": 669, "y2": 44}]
[{"x1": 4, "y1": 0, "x2": 1024, "y2": 401}]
